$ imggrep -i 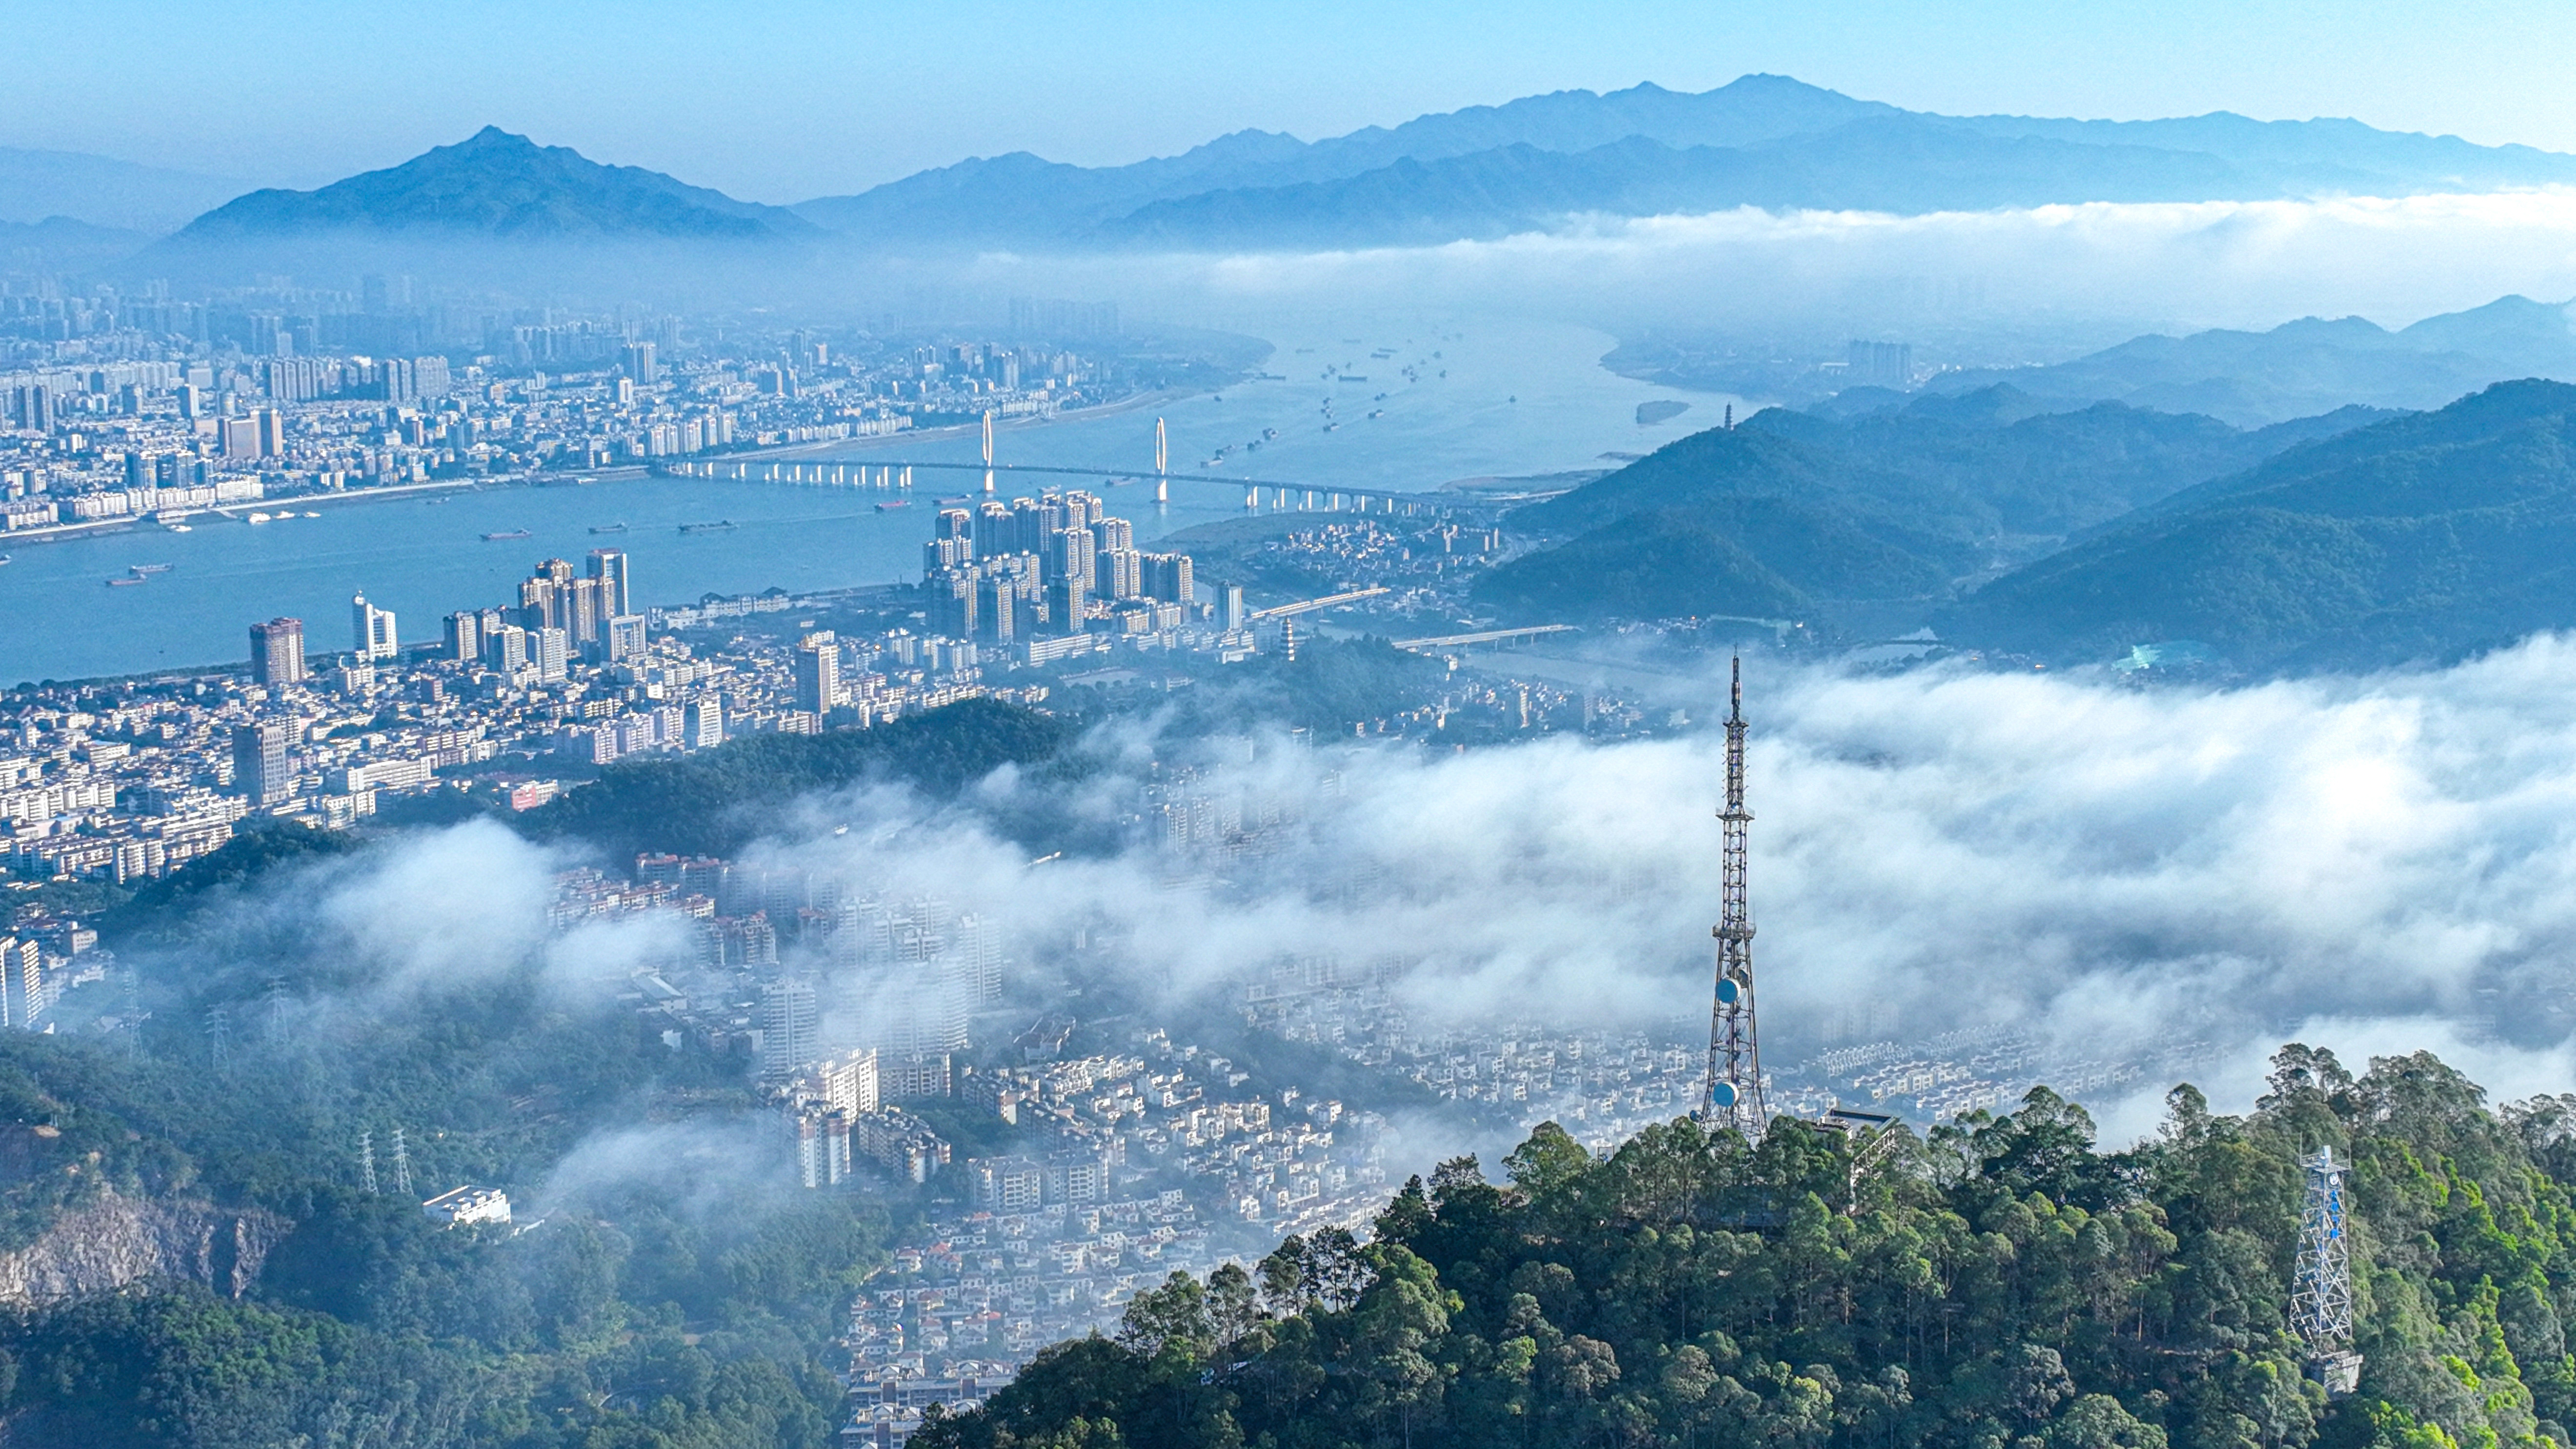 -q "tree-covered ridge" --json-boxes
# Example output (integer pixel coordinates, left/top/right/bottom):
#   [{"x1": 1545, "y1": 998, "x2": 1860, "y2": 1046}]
[
  {"x1": 1477, "y1": 387, "x2": 2384, "y2": 631},
  {"x1": 520, "y1": 696, "x2": 1072, "y2": 860},
  {"x1": 1948, "y1": 379, "x2": 2576, "y2": 668},
  {"x1": 926, "y1": 1047, "x2": 2576, "y2": 1449}
]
